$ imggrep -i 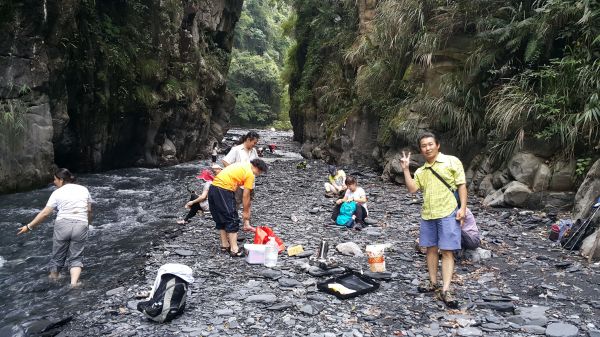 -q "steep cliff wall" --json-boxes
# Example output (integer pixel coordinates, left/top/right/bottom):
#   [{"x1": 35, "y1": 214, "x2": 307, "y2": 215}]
[
  {"x1": 0, "y1": 0, "x2": 242, "y2": 193},
  {"x1": 287, "y1": 0, "x2": 599, "y2": 213}
]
